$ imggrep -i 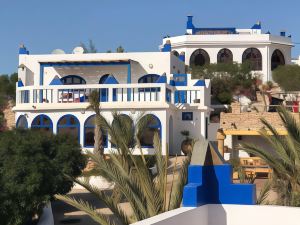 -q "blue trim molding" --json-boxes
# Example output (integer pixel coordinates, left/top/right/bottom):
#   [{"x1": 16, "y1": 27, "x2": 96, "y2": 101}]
[
  {"x1": 31, "y1": 114, "x2": 53, "y2": 132},
  {"x1": 194, "y1": 80, "x2": 205, "y2": 87},
  {"x1": 183, "y1": 164, "x2": 256, "y2": 207}
]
